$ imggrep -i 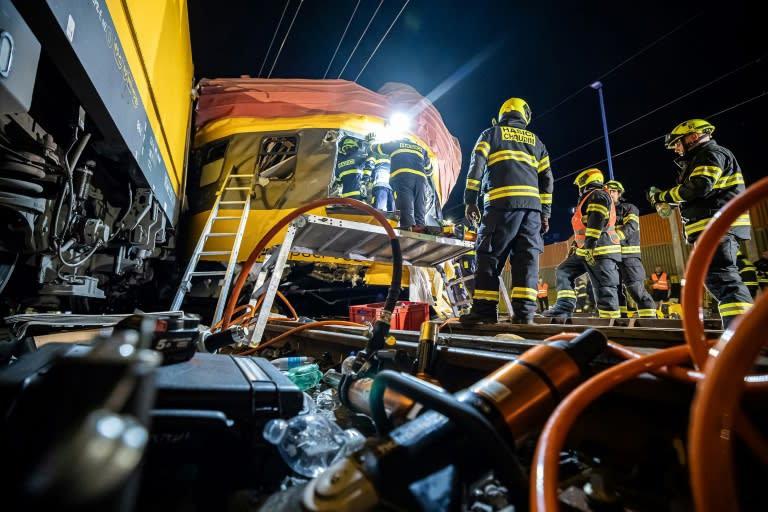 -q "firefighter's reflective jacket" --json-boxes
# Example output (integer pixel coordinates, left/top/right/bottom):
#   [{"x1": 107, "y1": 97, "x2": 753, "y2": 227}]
[
  {"x1": 463, "y1": 117, "x2": 553, "y2": 217},
  {"x1": 571, "y1": 186, "x2": 621, "y2": 260},
  {"x1": 616, "y1": 201, "x2": 641, "y2": 258},
  {"x1": 656, "y1": 139, "x2": 750, "y2": 242},
  {"x1": 372, "y1": 140, "x2": 431, "y2": 180},
  {"x1": 334, "y1": 147, "x2": 368, "y2": 198}
]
